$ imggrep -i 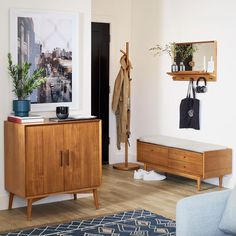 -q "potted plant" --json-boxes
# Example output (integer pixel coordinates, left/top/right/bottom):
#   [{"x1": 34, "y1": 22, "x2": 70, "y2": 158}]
[
  {"x1": 8, "y1": 53, "x2": 46, "y2": 117},
  {"x1": 175, "y1": 44, "x2": 198, "y2": 71}
]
